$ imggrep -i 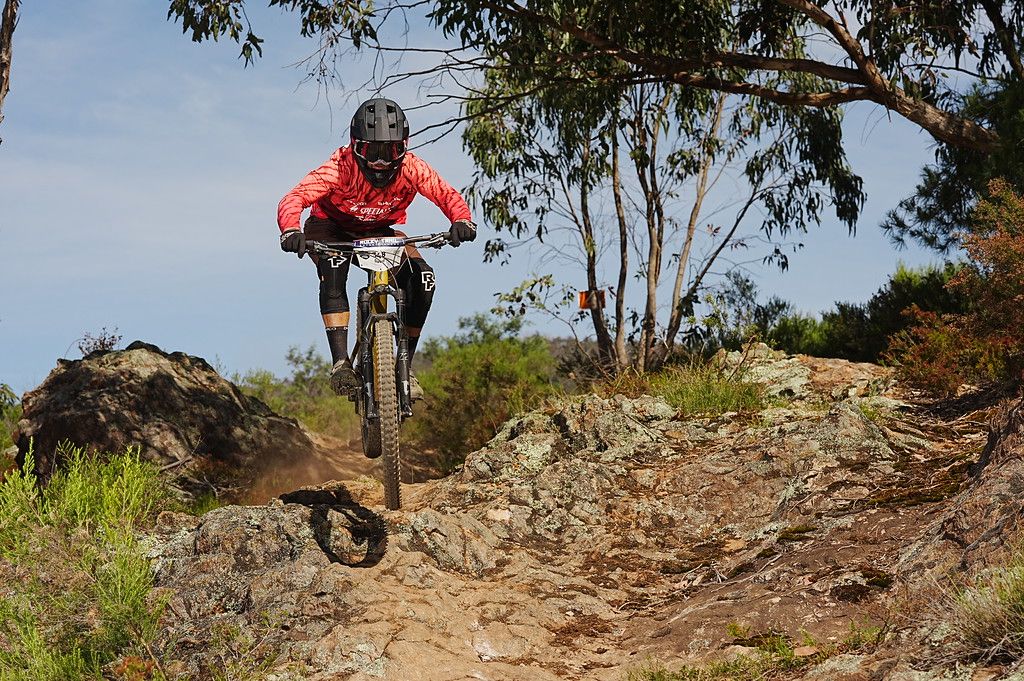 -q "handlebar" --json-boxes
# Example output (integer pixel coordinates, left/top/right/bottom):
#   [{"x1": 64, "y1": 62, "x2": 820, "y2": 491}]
[{"x1": 304, "y1": 232, "x2": 452, "y2": 257}]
